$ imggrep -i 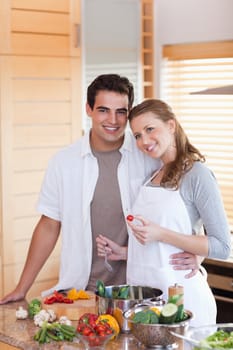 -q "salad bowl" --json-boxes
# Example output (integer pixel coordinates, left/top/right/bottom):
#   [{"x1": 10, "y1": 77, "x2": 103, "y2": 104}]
[{"x1": 172, "y1": 323, "x2": 233, "y2": 349}]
